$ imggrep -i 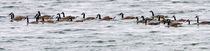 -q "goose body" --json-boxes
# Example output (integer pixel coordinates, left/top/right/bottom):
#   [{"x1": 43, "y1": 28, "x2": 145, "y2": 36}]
[
  {"x1": 9, "y1": 12, "x2": 25, "y2": 22},
  {"x1": 45, "y1": 20, "x2": 54, "y2": 23},
  {"x1": 40, "y1": 15, "x2": 52, "y2": 19},
  {"x1": 148, "y1": 22, "x2": 160, "y2": 25},
  {"x1": 57, "y1": 18, "x2": 69, "y2": 22},
  {"x1": 194, "y1": 21, "x2": 210, "y2": 24},
  {"x1": 123, "y1": 16, "x2": 135, "y2": 19},
  {"x1": 29, "y1": 21, "x2": 39, "y2": 24},
  {"x1": 96, "y1": 14, "x2": 114, "y2": 20},
  {"x1": 85, "y1": 17, "x2": 95, "y2": 20},
  {"x1": 61, "y1": 16, "x2": 76, "y2": 20},
  {"x1": 61, "y1": 12, "x2": 76, "y2": 19},
  {"x1": 168, "y1": 23, "x2": 182, "y2": 27},
  {"x1": 81, "y1": 12, "x2": 96, "y2": 20},
  {"x1": 12, "y1": 16, "x2": 25, "y2": 21},
  {"x1": 145, "y1": 17, "x2": 153, "y2": 21},
  {"x1": 102, "y1": 16, "x2": 114, "y2": 20},
  {"x1": 74, "y1": 20, "x2": 84, "y2": 22},
  {"x1": 119, "y1": 13, "x2": 135, "y2": 19},
  {"x1": 177, "y1": 19, "x2": 186, "y2": 22},
  {"x1": 194, "y1": 16, "x2": 210, "y2": 24},
  {"x1": 40, "y1": 17, "x2": 54, "y2": 23},
  {"x1": 153, "y1": 15, "x2": 165, "y2": 18}
]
